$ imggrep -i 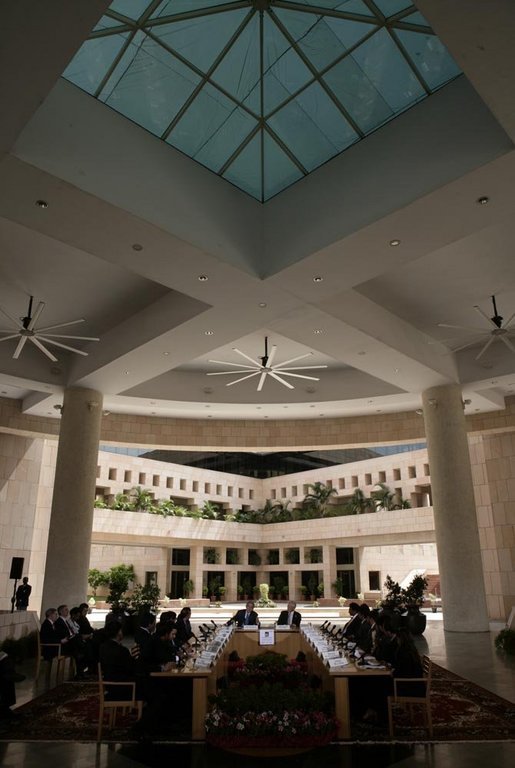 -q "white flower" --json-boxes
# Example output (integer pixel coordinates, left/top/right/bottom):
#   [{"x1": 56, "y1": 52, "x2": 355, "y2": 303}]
[{"x1": 236, "y1": 722, "x2": 244, "y2": 731}]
